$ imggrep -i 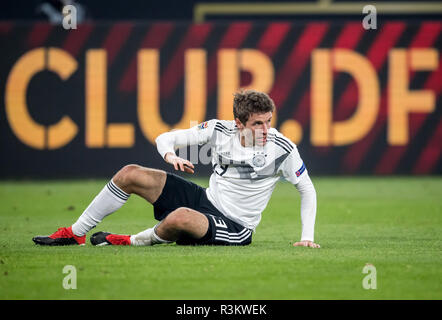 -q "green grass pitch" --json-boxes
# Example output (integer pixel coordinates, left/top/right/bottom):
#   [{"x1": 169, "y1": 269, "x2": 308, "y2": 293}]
[{"x1": 0, "y1": 176, "x2": 441, "y2": 300}]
